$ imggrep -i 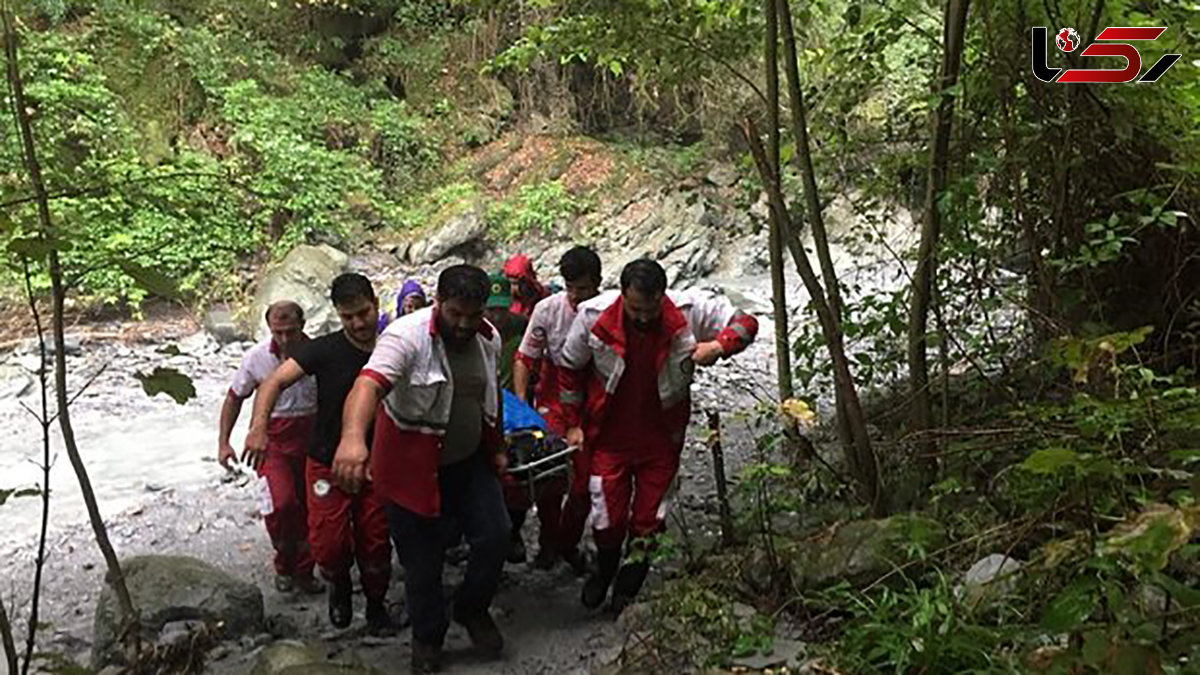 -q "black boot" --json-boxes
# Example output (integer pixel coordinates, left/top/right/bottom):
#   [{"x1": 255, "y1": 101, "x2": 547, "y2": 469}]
[
  {"x1": 609, "y1": 560, "x2": 649, "y2": 614},
  {"x1": 507, "y1": 509, "x2": 528, "y2": 564},
  {"x1": 581, "y1": 547, "x2": 621, "y2": 609},
  {"x1": 365, "y1": 597, "x2": 396, "y2": 636},
  {"x1": 328, "y1": 576, "x2": 352, "y2": 629}
]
